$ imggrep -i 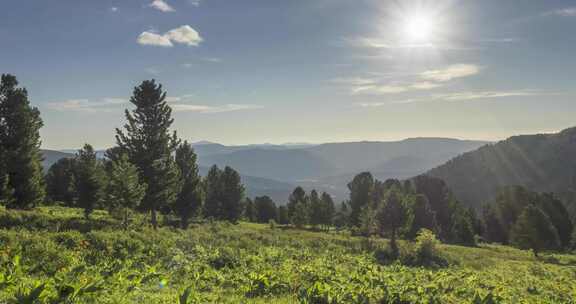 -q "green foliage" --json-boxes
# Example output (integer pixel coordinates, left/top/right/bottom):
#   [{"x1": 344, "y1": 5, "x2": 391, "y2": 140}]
[
  {"x1": 74, "y1": 144, "x2": 106, "y2": 219},
  {"x1": 116, "y1": 79, "x2": 180, "y2": 229},
  {"x1": 174, "y1": 142, "x2": 203, "y2": 229},
  {"x1": 276, "y1": 206, "x2": 289, "y2": 225},
  {"x1": 377, "y1": 190, "x2": 408, "y2": 256},
  {"x1": 45, "y1": 158, "x2": 77, "y2": 206},
  {"x1": 203, "y1": 165, "x2": 244, "y2": 223},
  {"x1": 510, "y1": 204, "x2": 560, "y2": 256},
  {"x1": 0, "y1": 74, "x2": 45, "y2": 209},
  {"x1": 0, "y1": 207, "x2": 575, "y2": 303},
  {"x1": 406, "y1": 194, "x2": 437, "y2": 240},
  {"x1": 347, "y1": 172, "x2": 374, "y2": 227},
  {"x1": 253, "y1": 196, "x2": 277, "y2": 223}
]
